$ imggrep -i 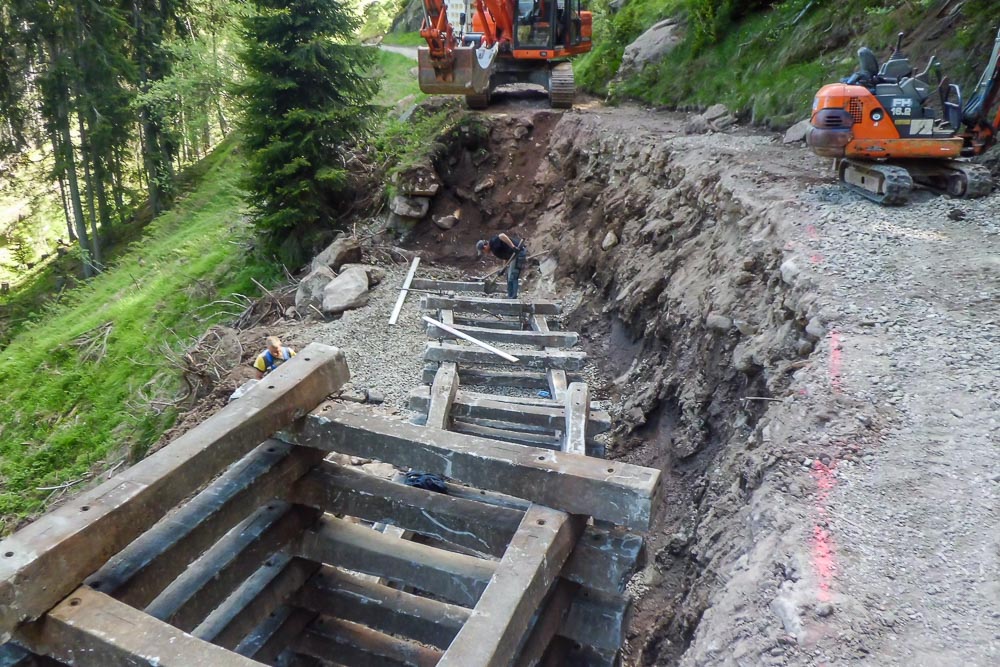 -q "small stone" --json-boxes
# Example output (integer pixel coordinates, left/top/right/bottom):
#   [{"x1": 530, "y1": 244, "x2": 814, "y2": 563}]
[
  {"x1": 434, "y1": 215, "x2": 459, "y2": 230},
  {"x1": 734, "y1": 271, "x2": 754, "y2": 286},
  {"x1": 950, "y1": 408, "x2": 963, "y2": 419},
  {"x1": 706, "y1": 313, "x2": 733, "y2": 331},
  {"x1": 601, "y1": 231, "x2": 619, "y2": 250},
  {"x1": 780, "y1": 259, "x2": 799, "y2": 285},
  {"x1": 796, "y1": 339, "x2": 814, "y2": 356},
  {"x1": 474, "y1": 175, "x2": 496, "y2": 193},
  {"x1": 805, "y1": 317, "x2": 826, "y2": 339},
  {"x1": 815, "y1": 602, "x2": 834, "y2": 618},
  {"x1": 366, "y1": 390, "x2": 385, "y2": 404},
  {"x1": 702, "y1": 103, "x2": 730, "y2": 121},
  {"x1": 390, "y1": 194, "x2": 430, "y2": 219}
]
